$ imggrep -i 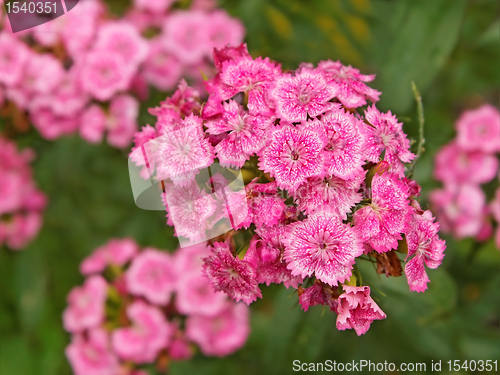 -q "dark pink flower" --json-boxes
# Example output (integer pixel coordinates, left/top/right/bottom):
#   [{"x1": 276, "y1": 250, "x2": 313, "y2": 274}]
[
  {"x1": 353, "y1": 172, "x2": 412, "y2": 253},
  {"x1": 259, "y1": 125, "x2": 325, "y2": 192},
  {"x1": 363, "y1": 105, "x2": 415, "y2": 177},
  {"x1": 336, "y1": 285, "x2": 386, "y2": 336},
  {"x1": 404, "y1": 210, "x2": 446, "y2": 292},
  {"x1": 284, "y1": 212, "x2": 363, "y2": 286},
  {"x1": 318, "y1": 60, "x2": 381, "y2": 108},
  {"x1": 271, "y1": 67, "x2": 336, "y2": 122},
  {"x1": 203, "y1": 242, "x2": 262, "y2": 305}
]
